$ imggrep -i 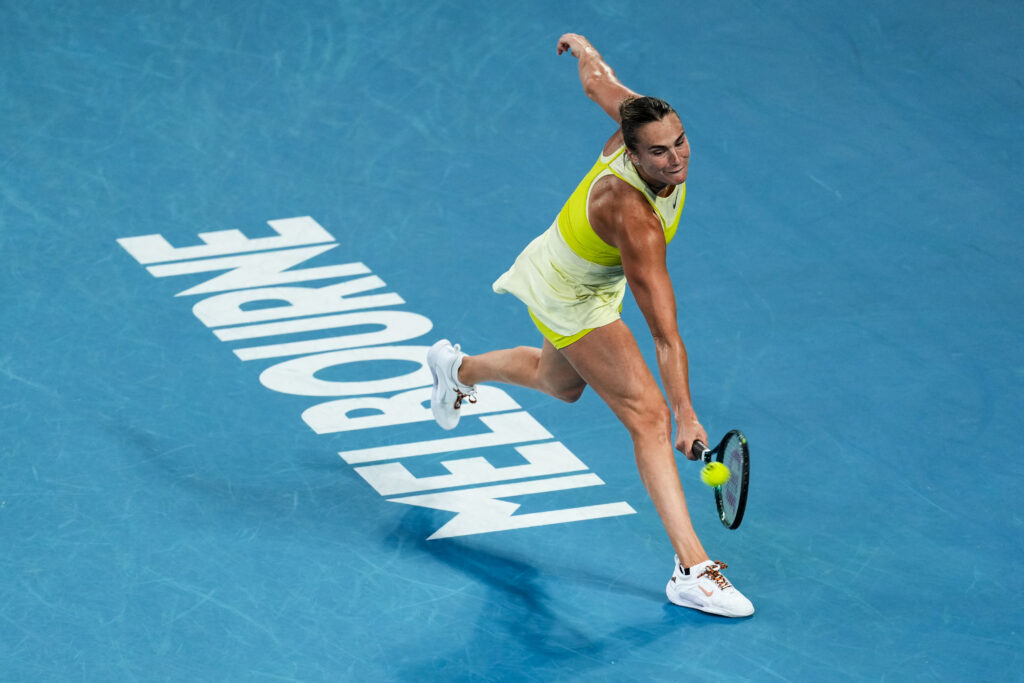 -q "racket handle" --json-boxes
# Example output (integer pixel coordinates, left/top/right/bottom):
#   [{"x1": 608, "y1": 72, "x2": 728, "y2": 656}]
[{"x1": 691, "y1": 440, "x2": 710, "y2": 462}]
